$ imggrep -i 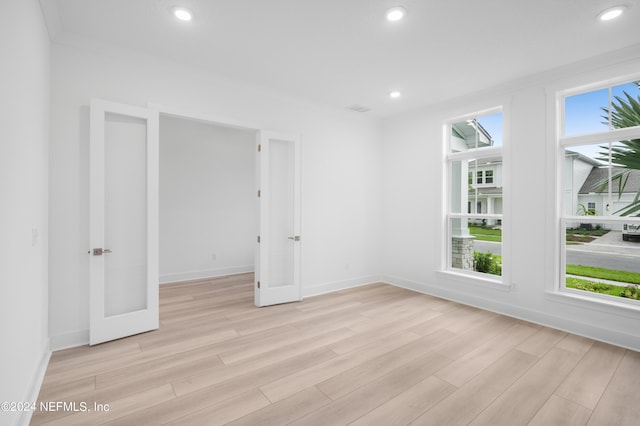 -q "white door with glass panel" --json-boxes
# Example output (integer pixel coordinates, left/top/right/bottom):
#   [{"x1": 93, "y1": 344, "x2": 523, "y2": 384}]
[
  {"x1": 89, "y1": 99, "x2": 159, "y2": 345},
  {"x1": 255, "y1": 131, "x2": 301, "y2": 307}
]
